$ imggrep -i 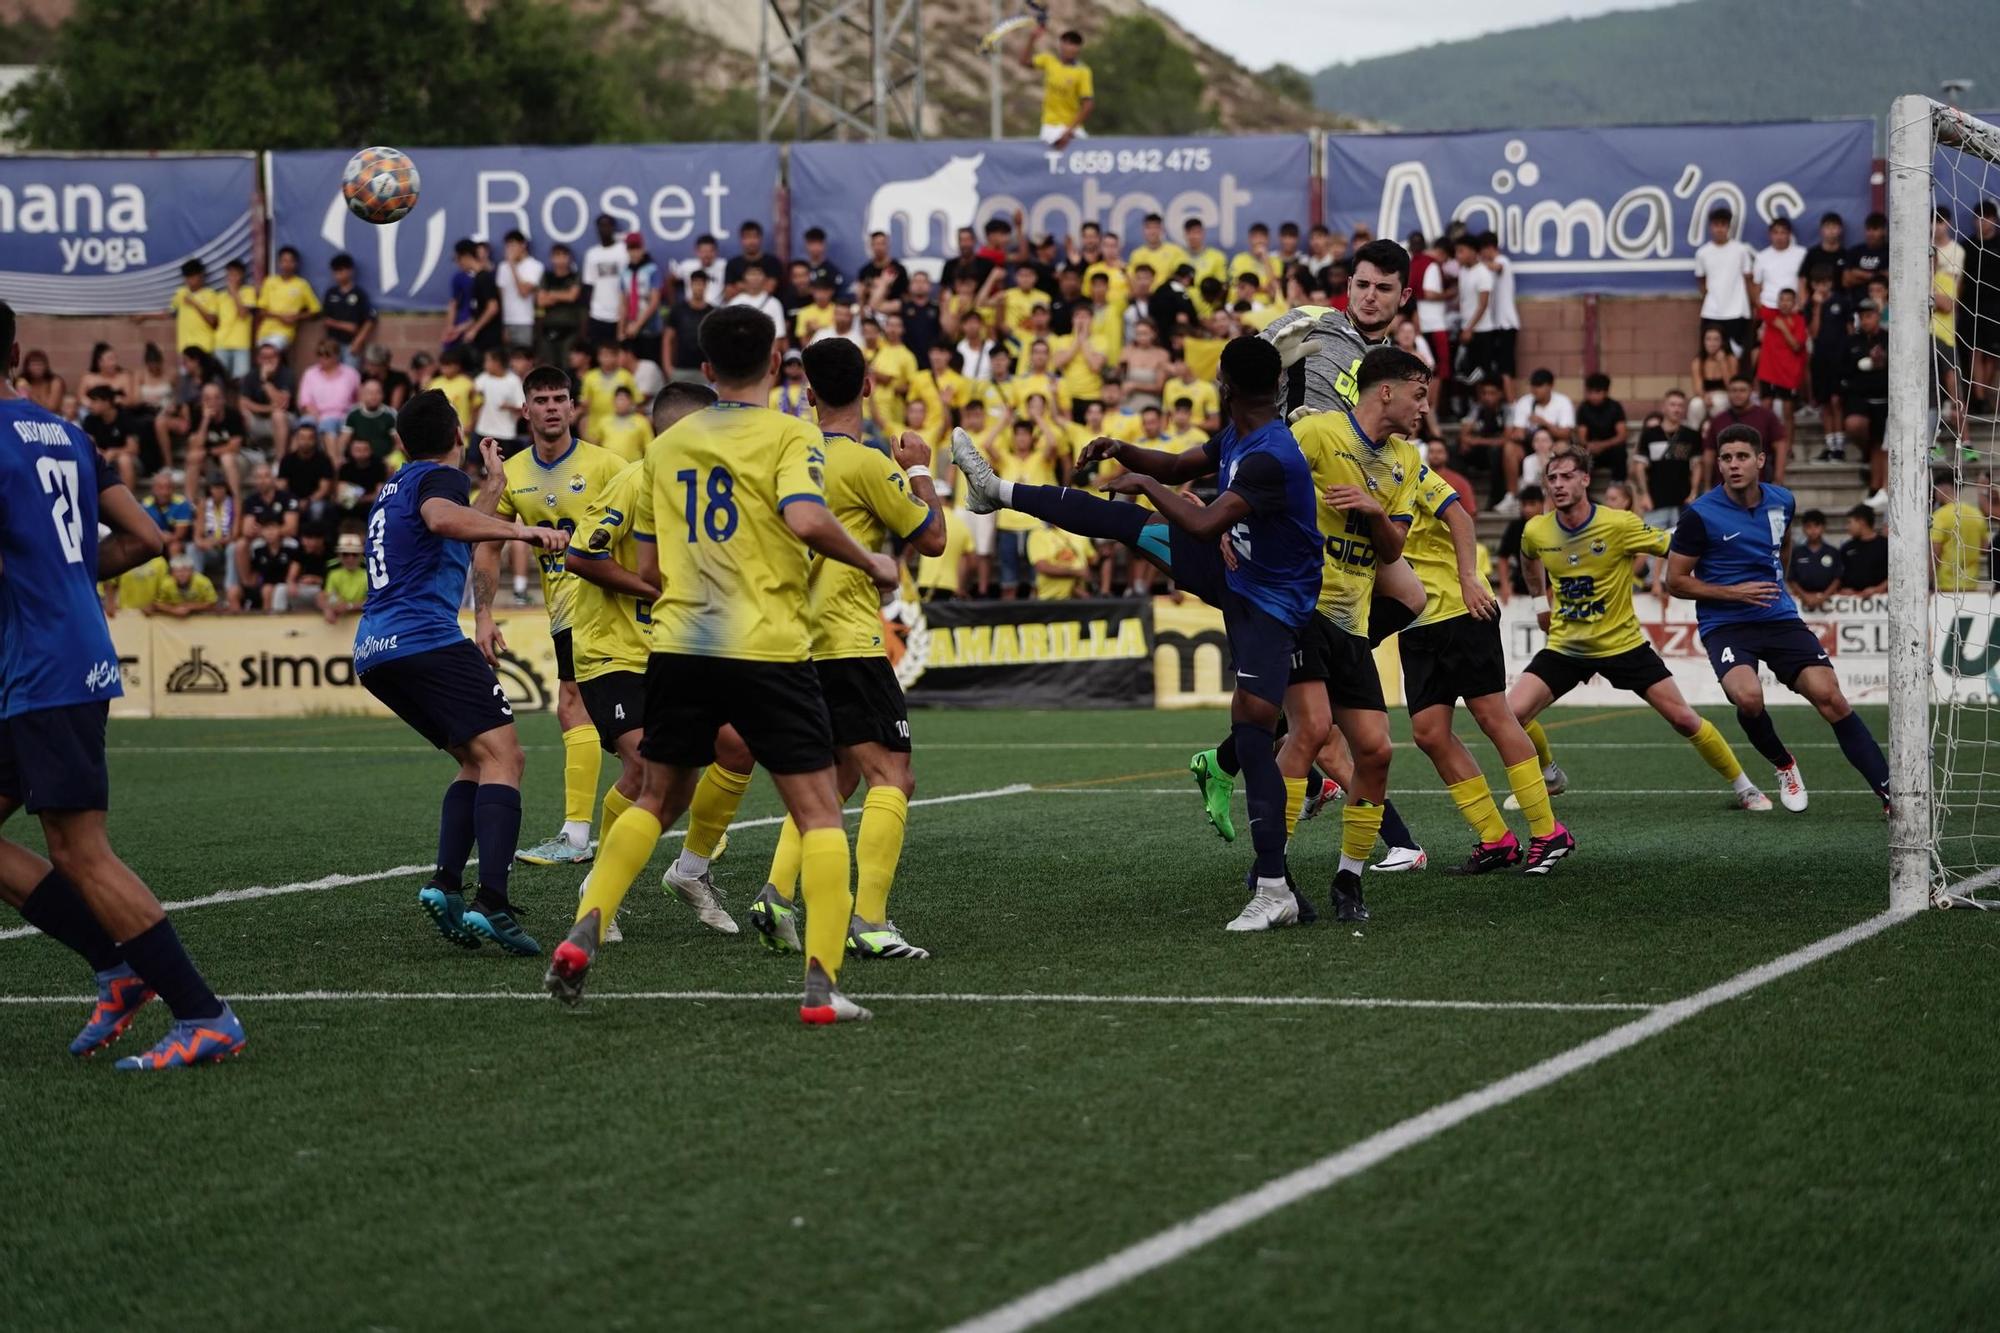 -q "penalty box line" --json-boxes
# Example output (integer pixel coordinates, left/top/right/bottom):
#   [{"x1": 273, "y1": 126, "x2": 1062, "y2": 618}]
[{"x1": 943, "y1": 908, "x2": 1915, "y2": 1333}]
